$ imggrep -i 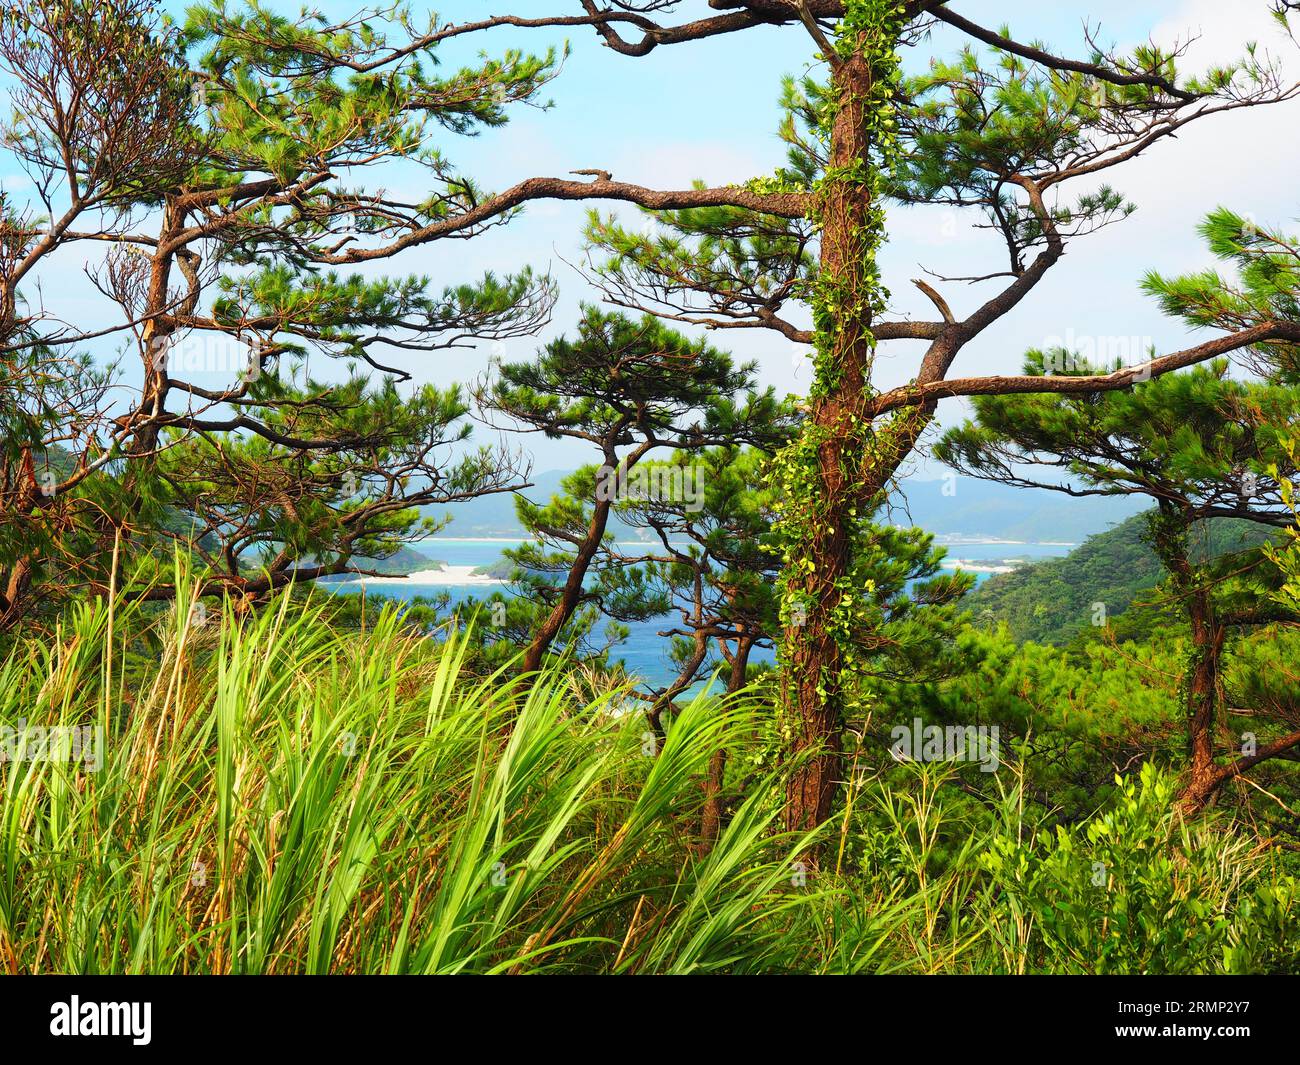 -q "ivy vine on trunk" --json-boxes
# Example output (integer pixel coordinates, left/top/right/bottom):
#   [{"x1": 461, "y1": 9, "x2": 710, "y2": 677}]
[{"x1": 772, "y1": 0, "x2": 907, "y2": 836}]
